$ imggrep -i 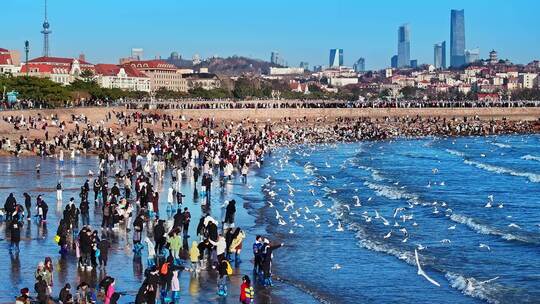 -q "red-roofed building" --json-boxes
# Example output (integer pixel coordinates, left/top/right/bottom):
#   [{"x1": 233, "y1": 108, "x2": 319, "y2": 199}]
[
  {"x1": 94, "y1": 64, "x2": 150, "y2": 92},
  {"x1": 128, "y1": 60, "x2": 187, "y2": 92},
  {"x1": 477, "y1": 93, "x2": 500, "y2": 102},
  {"x1": 20, "y1": 56, "x2": 95, "y2": 85},
  {"x1": 289, "y1": 80, "x2": 309, "y2": 94},
  {"x1": 0, "y1": 48, "x2": 21, "y2": 74}
]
